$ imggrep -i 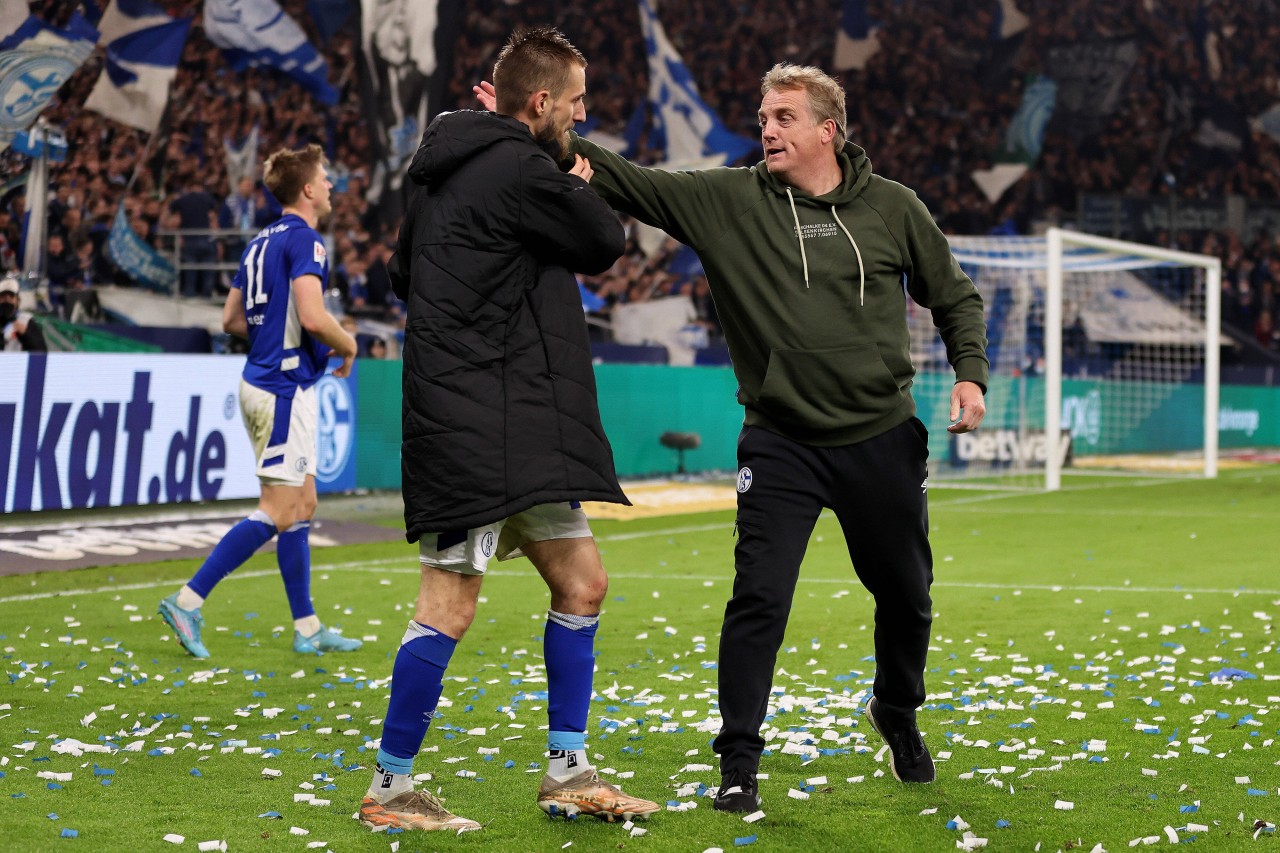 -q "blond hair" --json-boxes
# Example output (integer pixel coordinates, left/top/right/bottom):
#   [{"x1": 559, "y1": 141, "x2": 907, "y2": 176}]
[
  {"x1": 761, "y1": 63, "x2": 848, "y2": 149},
  {"x1": 263, "y1": 144, "x2": 327, "y2": 206}
]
